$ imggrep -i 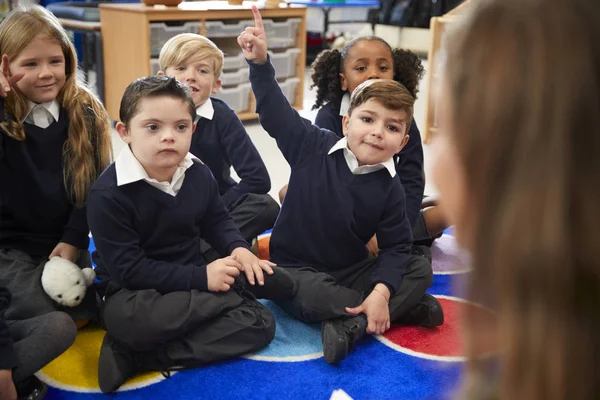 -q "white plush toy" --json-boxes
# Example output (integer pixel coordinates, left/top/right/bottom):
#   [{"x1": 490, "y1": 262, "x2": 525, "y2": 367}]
[{"x1": 41, "y1": 256, "x2": 96, "y2": 307}]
